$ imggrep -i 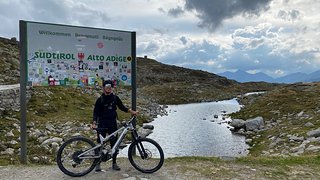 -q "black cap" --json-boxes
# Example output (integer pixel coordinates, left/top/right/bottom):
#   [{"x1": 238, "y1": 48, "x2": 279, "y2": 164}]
[{"x1": 103, "y1": 80, "x2": 113, "y2": 87}]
